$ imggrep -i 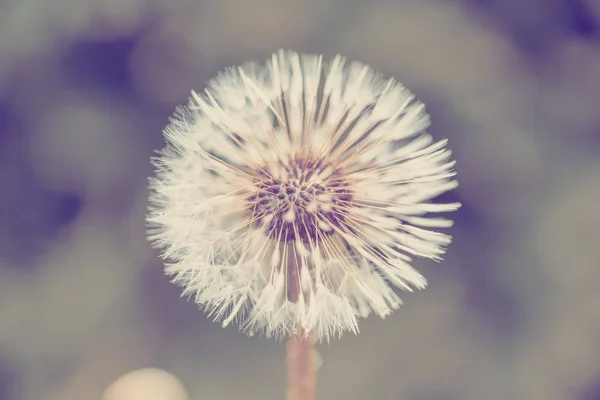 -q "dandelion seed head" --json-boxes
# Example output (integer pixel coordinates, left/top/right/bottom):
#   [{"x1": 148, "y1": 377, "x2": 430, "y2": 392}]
[
  {"x1": 247, "y1": 157, "x2": 352, "y2": 243},
  {"x1": 147, "y1": 50, "x2": 460, "y2": 341}
]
